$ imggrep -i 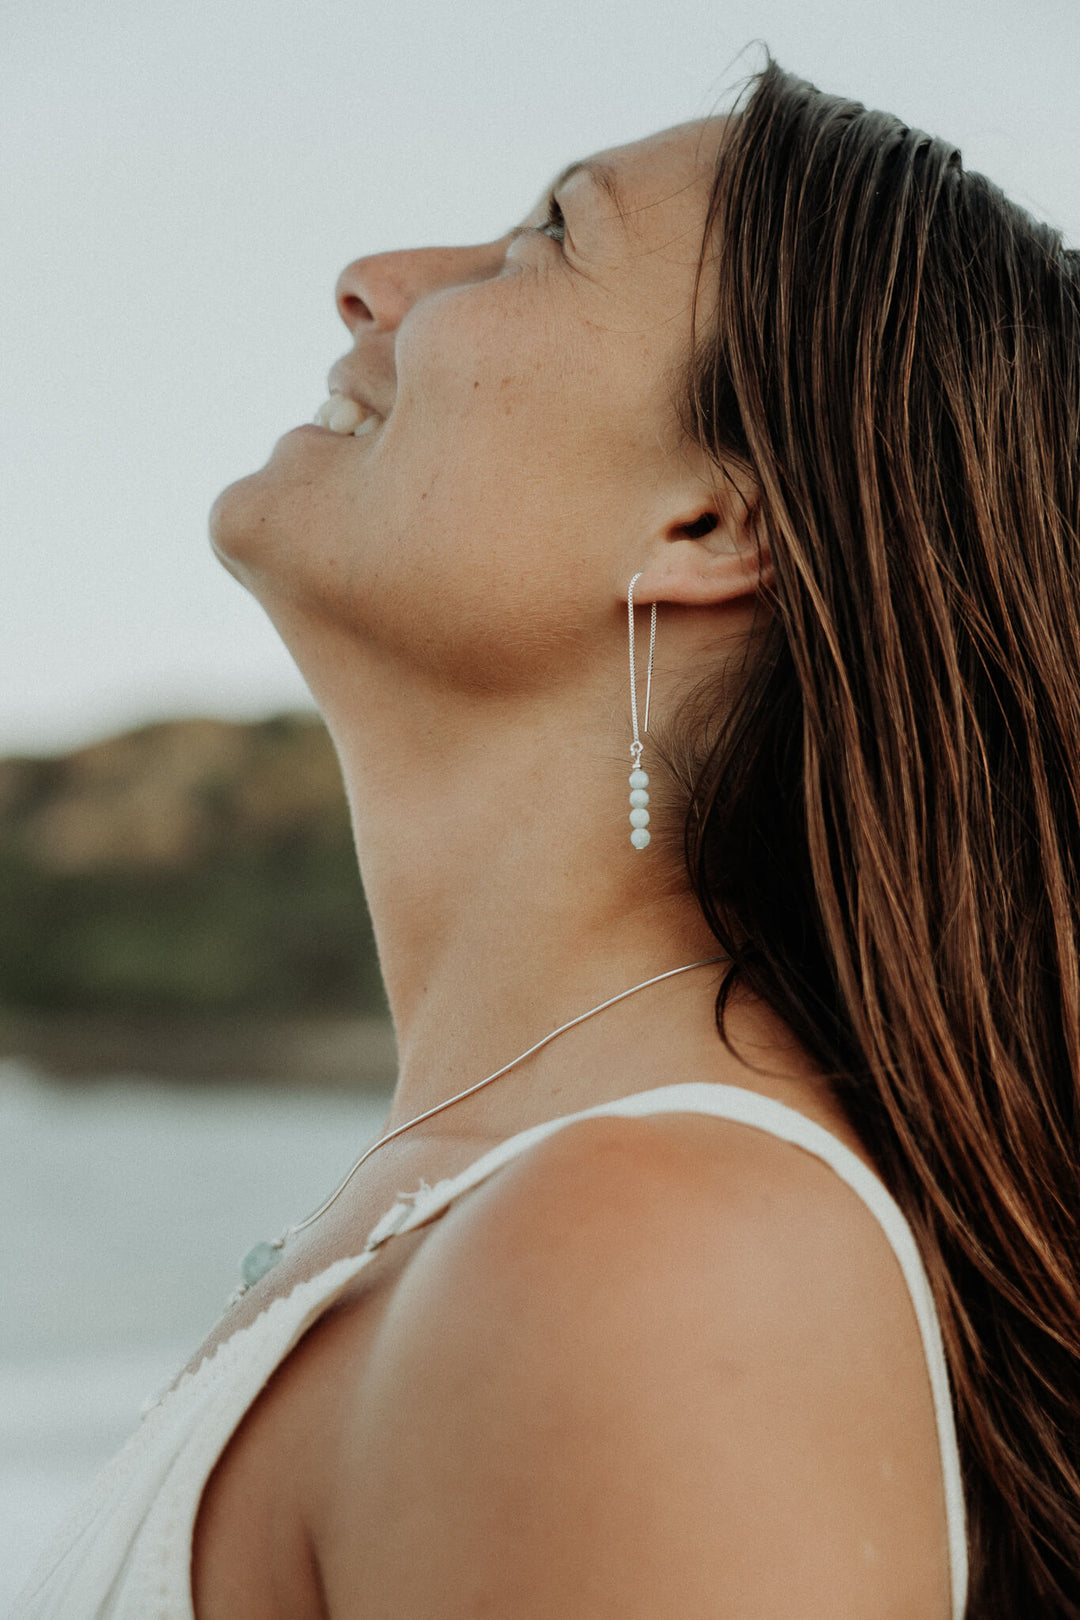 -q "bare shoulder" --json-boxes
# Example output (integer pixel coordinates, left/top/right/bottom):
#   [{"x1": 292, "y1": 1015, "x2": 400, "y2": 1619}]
[{"x1": 317, "y1": 1109, "x2": 953, "y2": 1619}]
